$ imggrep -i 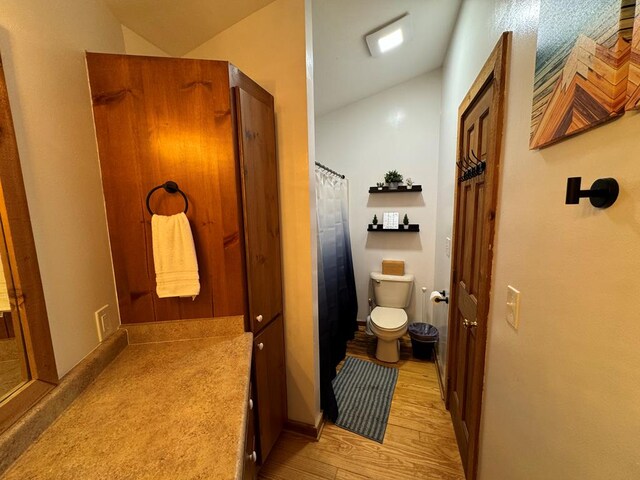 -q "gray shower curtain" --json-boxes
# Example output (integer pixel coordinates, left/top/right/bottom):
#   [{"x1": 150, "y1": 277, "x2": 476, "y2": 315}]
[{"x1": 315, "y1": 167, "x2": 358, "y2": 421}]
